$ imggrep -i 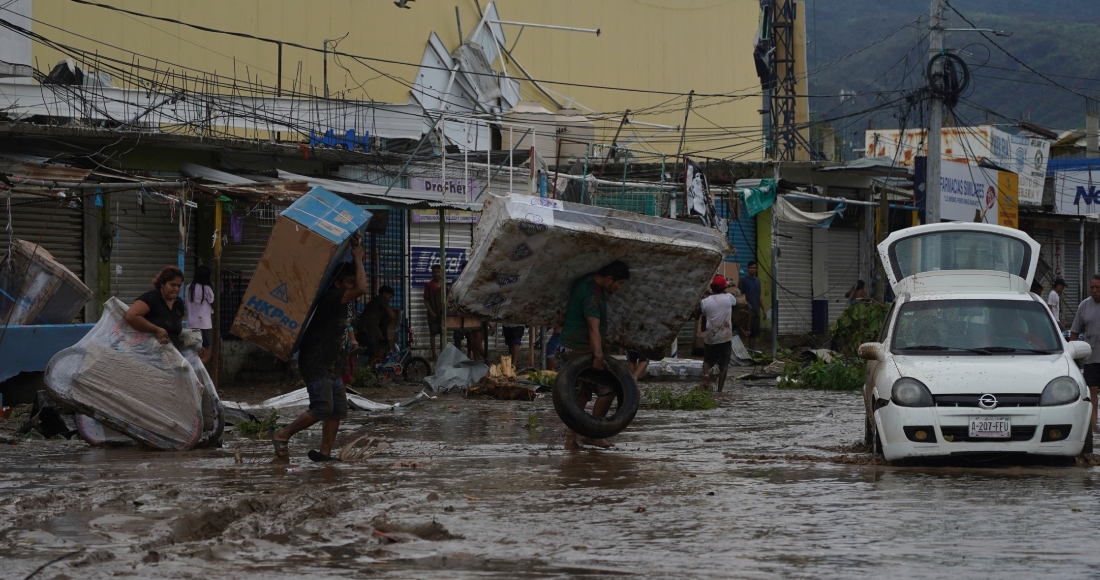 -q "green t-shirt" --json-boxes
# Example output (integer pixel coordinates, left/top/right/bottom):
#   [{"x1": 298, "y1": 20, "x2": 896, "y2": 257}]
[{"x1": 559, "y1": 274, "x2": 607, "y2": 352}]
